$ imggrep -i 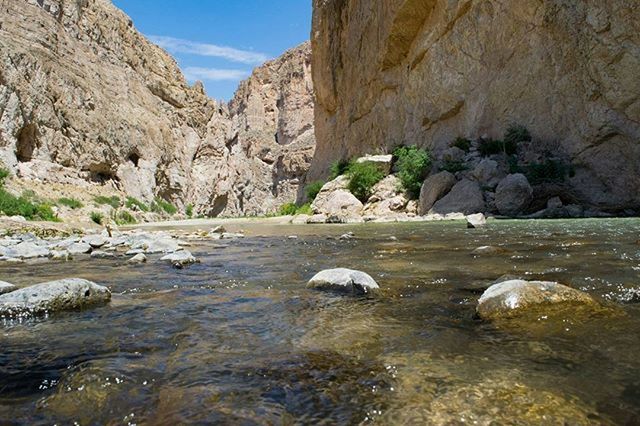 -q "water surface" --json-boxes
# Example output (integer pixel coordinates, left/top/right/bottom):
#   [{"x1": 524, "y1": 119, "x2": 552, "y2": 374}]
[{"x1": 1, "y1": 219, "x2": 639, "y2": 424}]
